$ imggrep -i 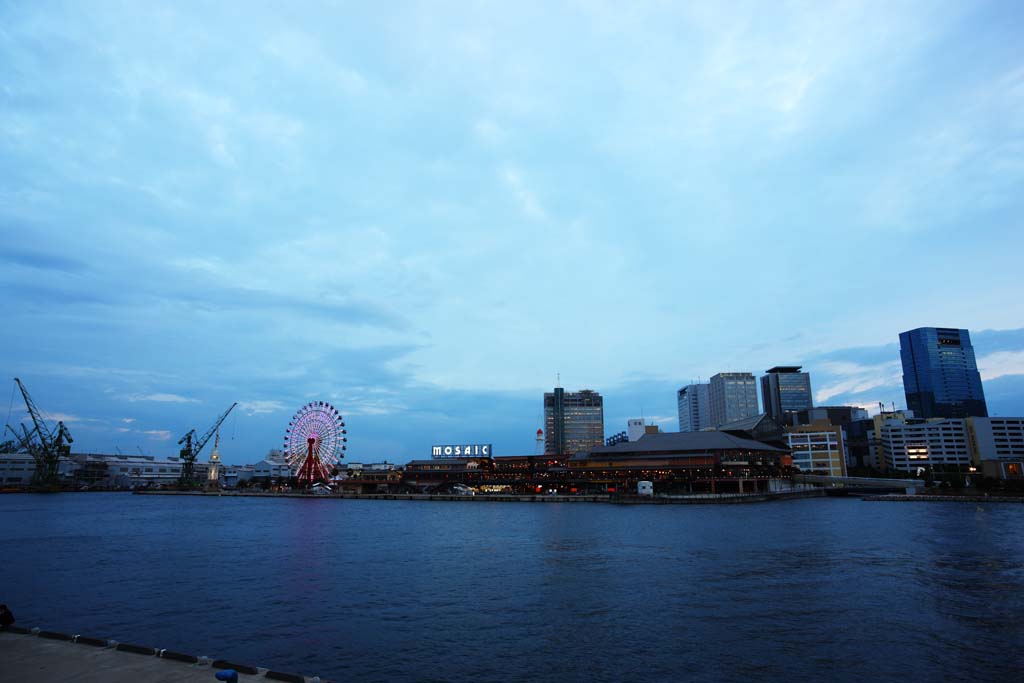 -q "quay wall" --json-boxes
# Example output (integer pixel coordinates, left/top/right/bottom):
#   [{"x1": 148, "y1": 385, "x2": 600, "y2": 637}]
[
  {"x1": 134, "y1": 489, "x2": 827, "y2": 504},
  {"x1": 862, "y1": 494, "x2": 1024, "y2": 503},
  {"x1": 0, "y1": 627, "x2": 321, "y2": 682}
]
